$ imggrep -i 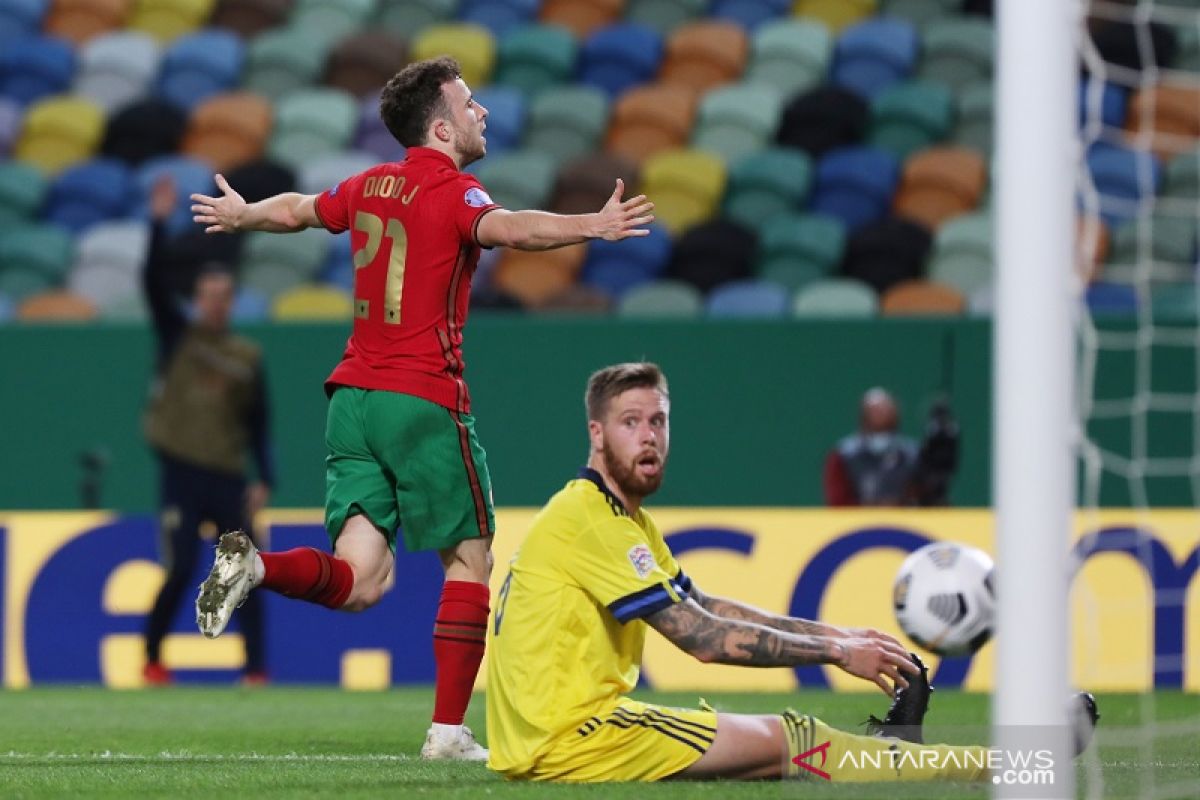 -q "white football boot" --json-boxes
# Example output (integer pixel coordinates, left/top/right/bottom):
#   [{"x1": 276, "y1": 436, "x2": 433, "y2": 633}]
[
  {"x1": 195, "y1": 530, "x2": 257, "y2": 638},
  {"x1": 420, "y1": 725, "x2": 489, "y2": 761}
]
